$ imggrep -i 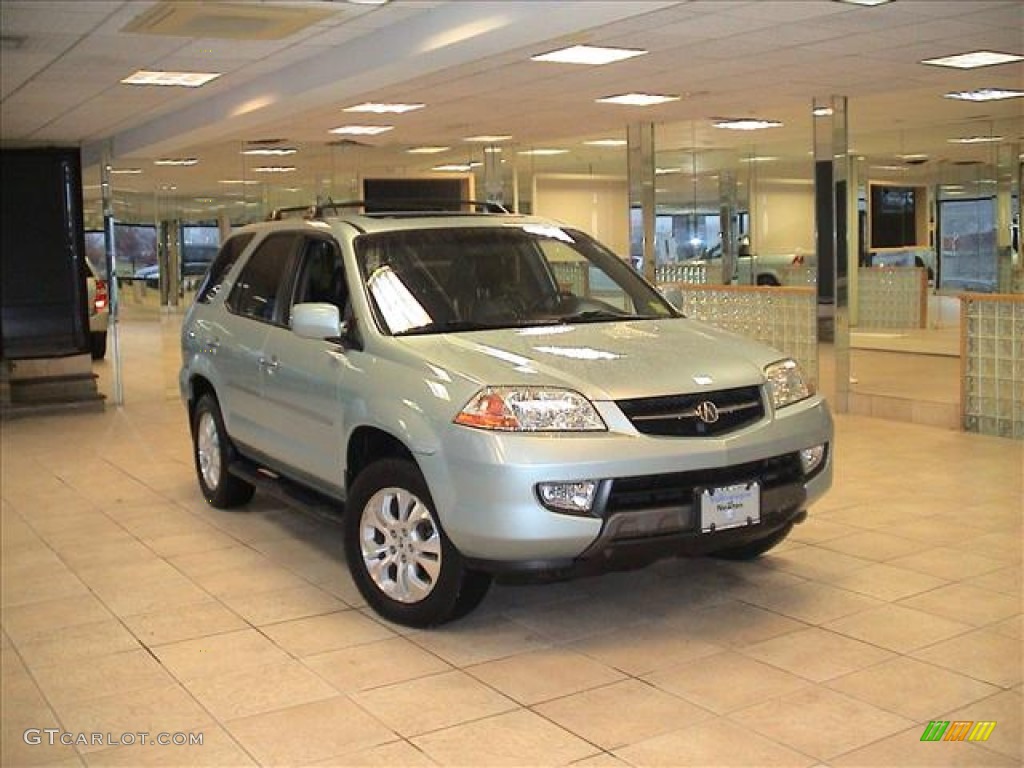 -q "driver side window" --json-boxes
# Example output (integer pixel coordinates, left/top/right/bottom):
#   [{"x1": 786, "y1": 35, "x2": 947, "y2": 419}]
[{"x1": 291, "y1": 238, "x2": 347, "y2": 323}]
